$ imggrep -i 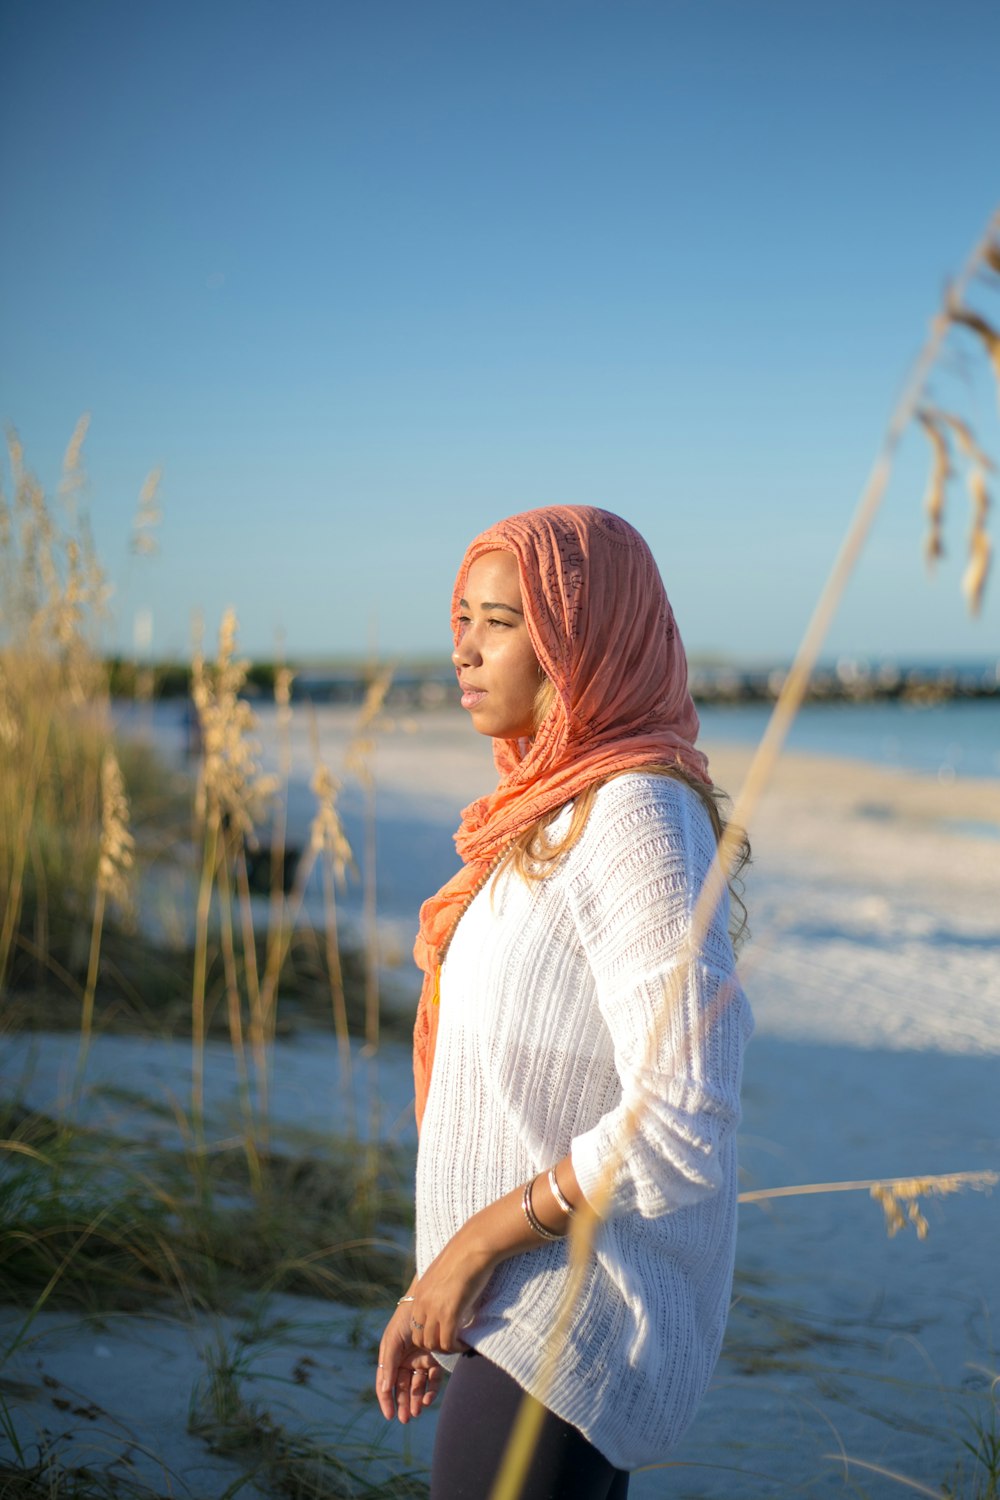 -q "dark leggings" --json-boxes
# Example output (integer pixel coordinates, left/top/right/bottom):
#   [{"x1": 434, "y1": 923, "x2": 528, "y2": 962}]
[{"x1": 431, "y1": 1350, "x2": 630, "y2": 1500}]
